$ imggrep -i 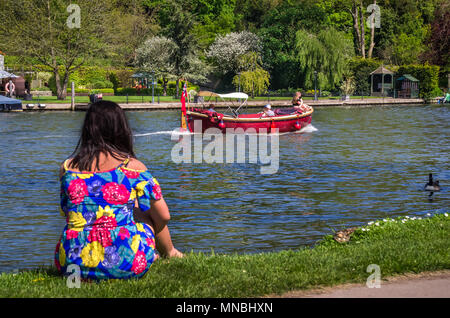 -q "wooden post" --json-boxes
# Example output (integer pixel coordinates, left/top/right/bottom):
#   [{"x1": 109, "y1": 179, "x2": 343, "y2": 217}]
[
  {"x1": 71, "y1": 82, "x2": 75, "y2": 111},
  {"x1": 370, "y1": 74, "x2": 373, "y2": 96}
]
